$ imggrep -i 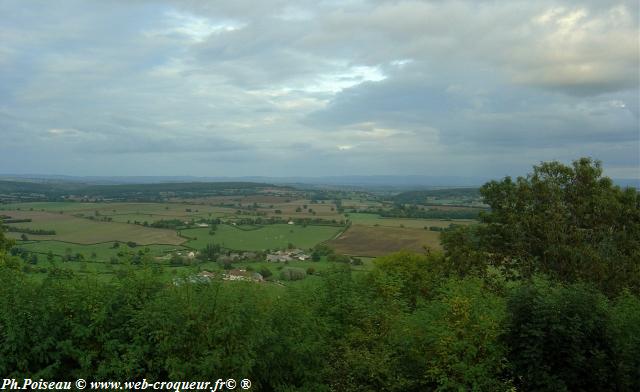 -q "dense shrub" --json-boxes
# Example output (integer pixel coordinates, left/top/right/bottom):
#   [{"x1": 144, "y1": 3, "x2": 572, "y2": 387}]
[
  {"x1": 504, "y1": 279, "x2": 615, "y2": 392},
  {"x1": 609, "y1": 291, "x2": 640, "y2": 391},
  {"x1": 391, "y1": 277, "x2": 510, "y2": 391},
  {"x1": 279, "y1": 267, "x2": 306, "y2": 281}
]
